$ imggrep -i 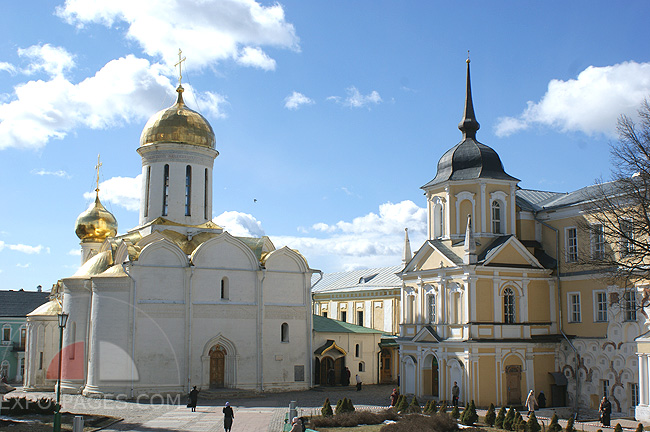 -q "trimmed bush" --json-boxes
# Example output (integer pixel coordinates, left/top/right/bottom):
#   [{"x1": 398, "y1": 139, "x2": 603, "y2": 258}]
[
  {"x1": 485, "y1": 403, "x2": 496, "y2": 427},
  {"x1": 565, "y1": 416, "x2": 576, "y2": 432},
  {"x1": 462, "y1": 400, "x2": 478, "y2": 426},
  {"x1": 504, "y1": 407, "x2": 516, "y2": 431},
  {"x1": 548, "y1": 414, "x2": 562, "y2": 432},
  {"x1": 427, "y1": 400, "x2": 438, "y2": 414},
  {"x1": 514, "y1": 410, "x2": 524, "y2": 431},
  {"x1": 1, "y1": 397, "x2": 57, "y2": 415},
  {"x1": 460, "y1": 402, "x2": 469, "y2": 424},
  {"x1": 438, "y1": 401, "x2": 448, "y2": 414},
  {"x1": 527, "y1": 412, "x2": 541, "y2": 432},
  {"x1": 406, "y1": 396, "x2": 422, "y2": 414},
  {"x1": 396, "y1": 395, "x2": 409, "y2": 413},
  {"x1": 321, "y1": 398, "x2": 333, "y2": 417},
  {"x1": 614, "y1": 424, "x2": 623, "y2": 432},
  {"x1": 335, "y1": 398, "x2": 344, "y2": 415},
  {"x1": 451, "y1": 405, "x2": 460, "y2": 419},
  {"x1": 637, "y1": 424, "x2": 644, "y2": 432},
  {"x1": 495, "y1": 406, "x2": 507, "y2": 429}
]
